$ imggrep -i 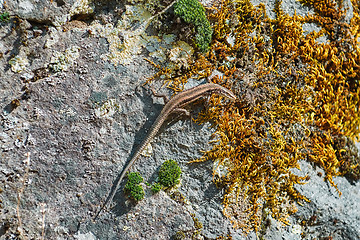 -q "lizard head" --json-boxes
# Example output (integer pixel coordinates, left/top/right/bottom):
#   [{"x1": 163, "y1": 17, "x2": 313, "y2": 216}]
[{"x1": 209, "y1": 83, "x2": 237, "y2": 101}]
